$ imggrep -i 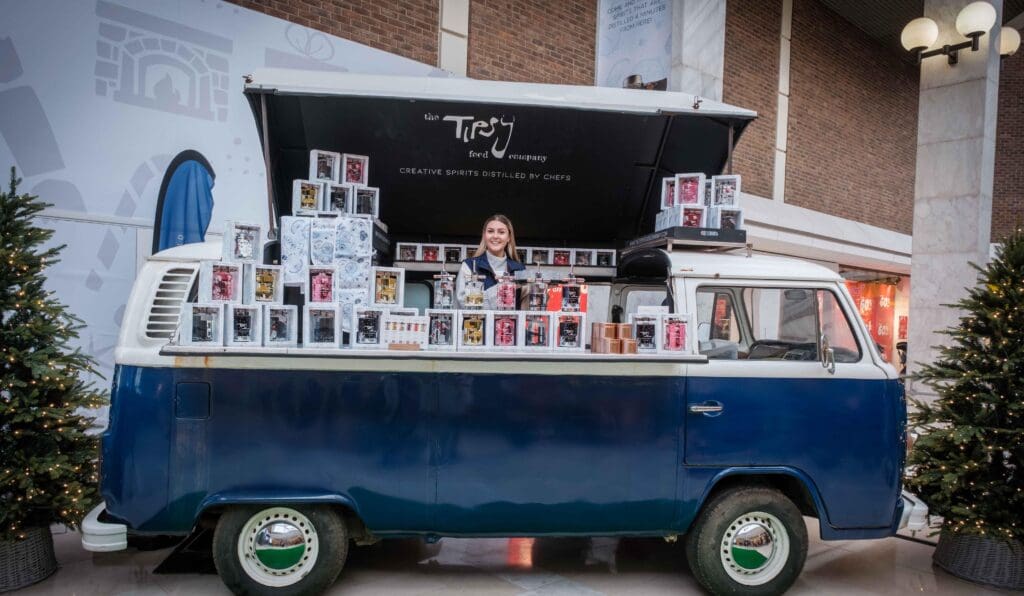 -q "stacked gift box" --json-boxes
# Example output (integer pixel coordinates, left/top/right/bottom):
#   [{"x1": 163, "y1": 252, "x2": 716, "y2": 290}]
[
  {"x1": 654, "y1": 173, "x2": 744, "y2": 232},
  {"x1": 293, "y1": 150, "x2": 379, "y2": 218}
]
